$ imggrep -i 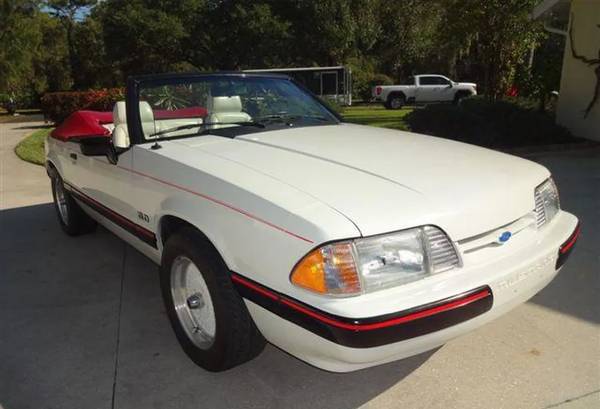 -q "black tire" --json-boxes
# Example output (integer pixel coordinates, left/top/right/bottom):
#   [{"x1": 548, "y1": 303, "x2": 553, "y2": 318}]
[
  {"x1": 50, "y1": 171, "x2": 97, "y2": 236},
  {"x1": 386, "y1": 93, "x2": 405, "y2": 110},
  {"x1": 160, "y1": 227, "x2": 266, "y2": 371}
]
